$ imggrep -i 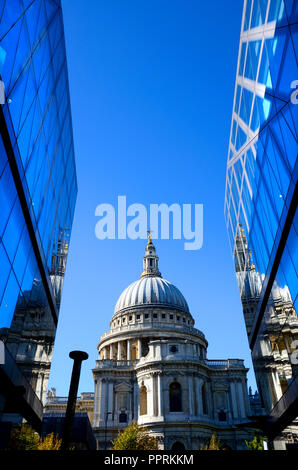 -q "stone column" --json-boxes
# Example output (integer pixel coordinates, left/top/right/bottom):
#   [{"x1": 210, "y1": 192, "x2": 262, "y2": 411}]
[
  {"x1": 188, "y1": 375, "x2": 194, "y2": 416},
  {"x1": 206, "y1": 382, "x2": 212, "y2": 418},
  {"x1": 153, "y1": 374, "x2": 158, "y2": 417},
  {"x1": 107, "y1": 380, "x2": 114, "y2": 422},
  {"x1": 242, "y1": 380, "x2": 250, "y2": 415},
  {"x1": 117, "y1": 342, "x2": 121, "y2": 361},
  {"x1": 133, "y1": 381, "x2": 138, "y2": 420},
  {"x1": 195, "y1": 377, "x2": 203, "y2": 416},
  {"x1": 129, "y1": 385, "x2": 133, "y2": 422},
  {"x1": 127, "y1": 339, "x2": 131, "y2": 361},
  {"x1": 104, "y1": 347, "x2": 108, "y2": 360},
  {"x1": 237, "y1": 381, "x2": 246, "y2": 418},
  {"x1": 93, "y1": 379, "x2": 100, "y2": 427},
  {"x1": 224, "y1": 390, "x2": 230, "y2": 422},
  {"x1": 272, "y1": 370, "x2": 283, "y2": 402},
  {"x1": 157, "y1": 373, "x2": 163, "y2": 418},
  {"x1": 109, "y1": 344, "x2": 113, "y2": 360},
  {"x1": 99, "y1": 379, "x2": 107, "y2": 425},
  {"x1": 230, "y1": 382, "x2": 238, "y2": 420},
  {"x1": 148, "y1": 374, "x2": 155, "y2": 417},
  {"x1": 138, "y1": 339, "x2": 142, "y2": 359}
]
